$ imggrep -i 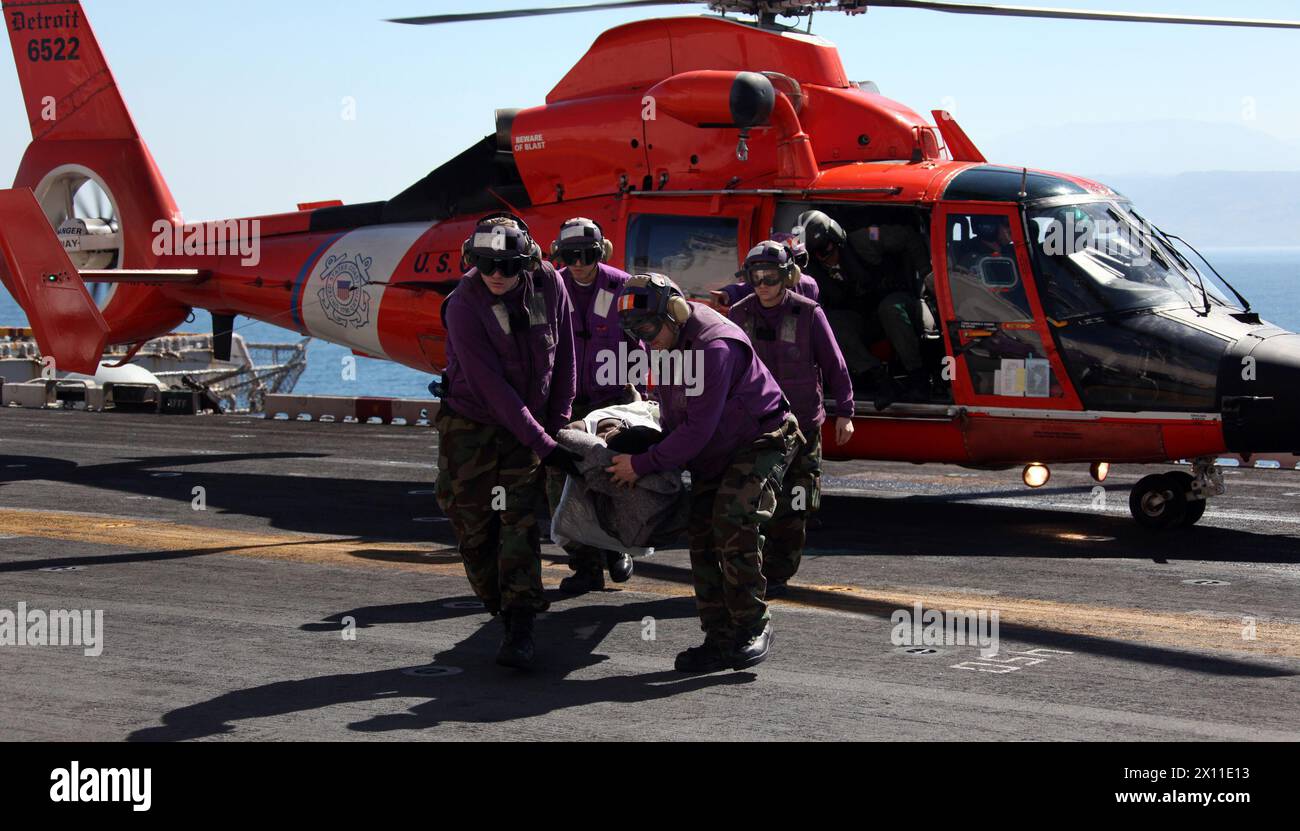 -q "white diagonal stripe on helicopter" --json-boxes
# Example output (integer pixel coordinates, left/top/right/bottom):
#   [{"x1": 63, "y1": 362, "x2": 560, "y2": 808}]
[{"x1": 298, "y1": 223, "x2": 433, "y2": 358}]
